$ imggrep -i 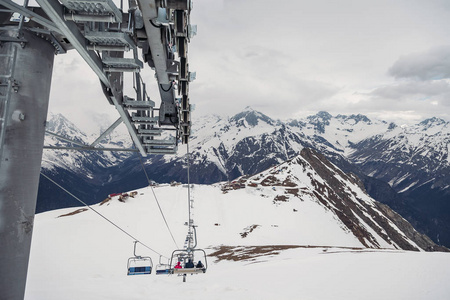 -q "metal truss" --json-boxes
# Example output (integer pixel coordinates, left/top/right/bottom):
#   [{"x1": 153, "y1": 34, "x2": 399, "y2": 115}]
[{"x1": 0, "y1": 0, "x2": 196, "y2": 156}]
